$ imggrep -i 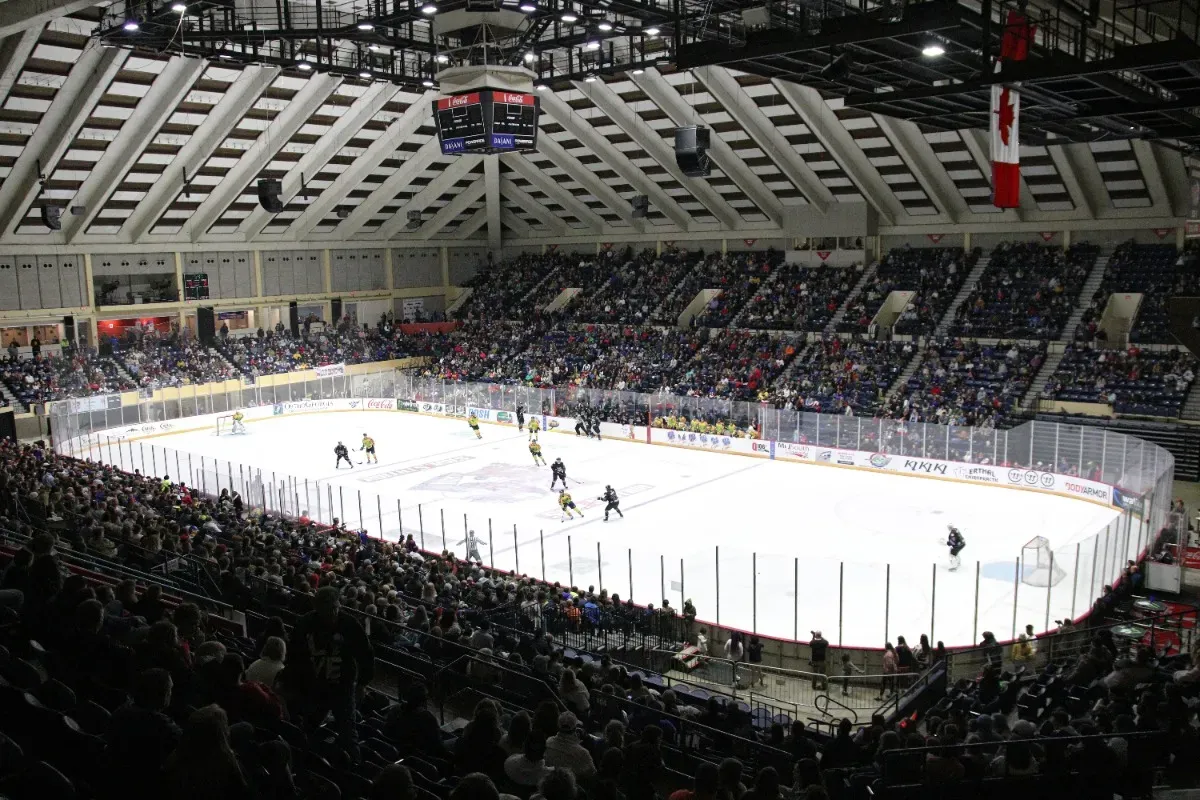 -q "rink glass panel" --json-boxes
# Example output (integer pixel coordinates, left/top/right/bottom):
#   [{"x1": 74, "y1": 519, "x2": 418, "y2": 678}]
[{"x1": 48, "y1": 368, "x2": 1175, "y2": 651}]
